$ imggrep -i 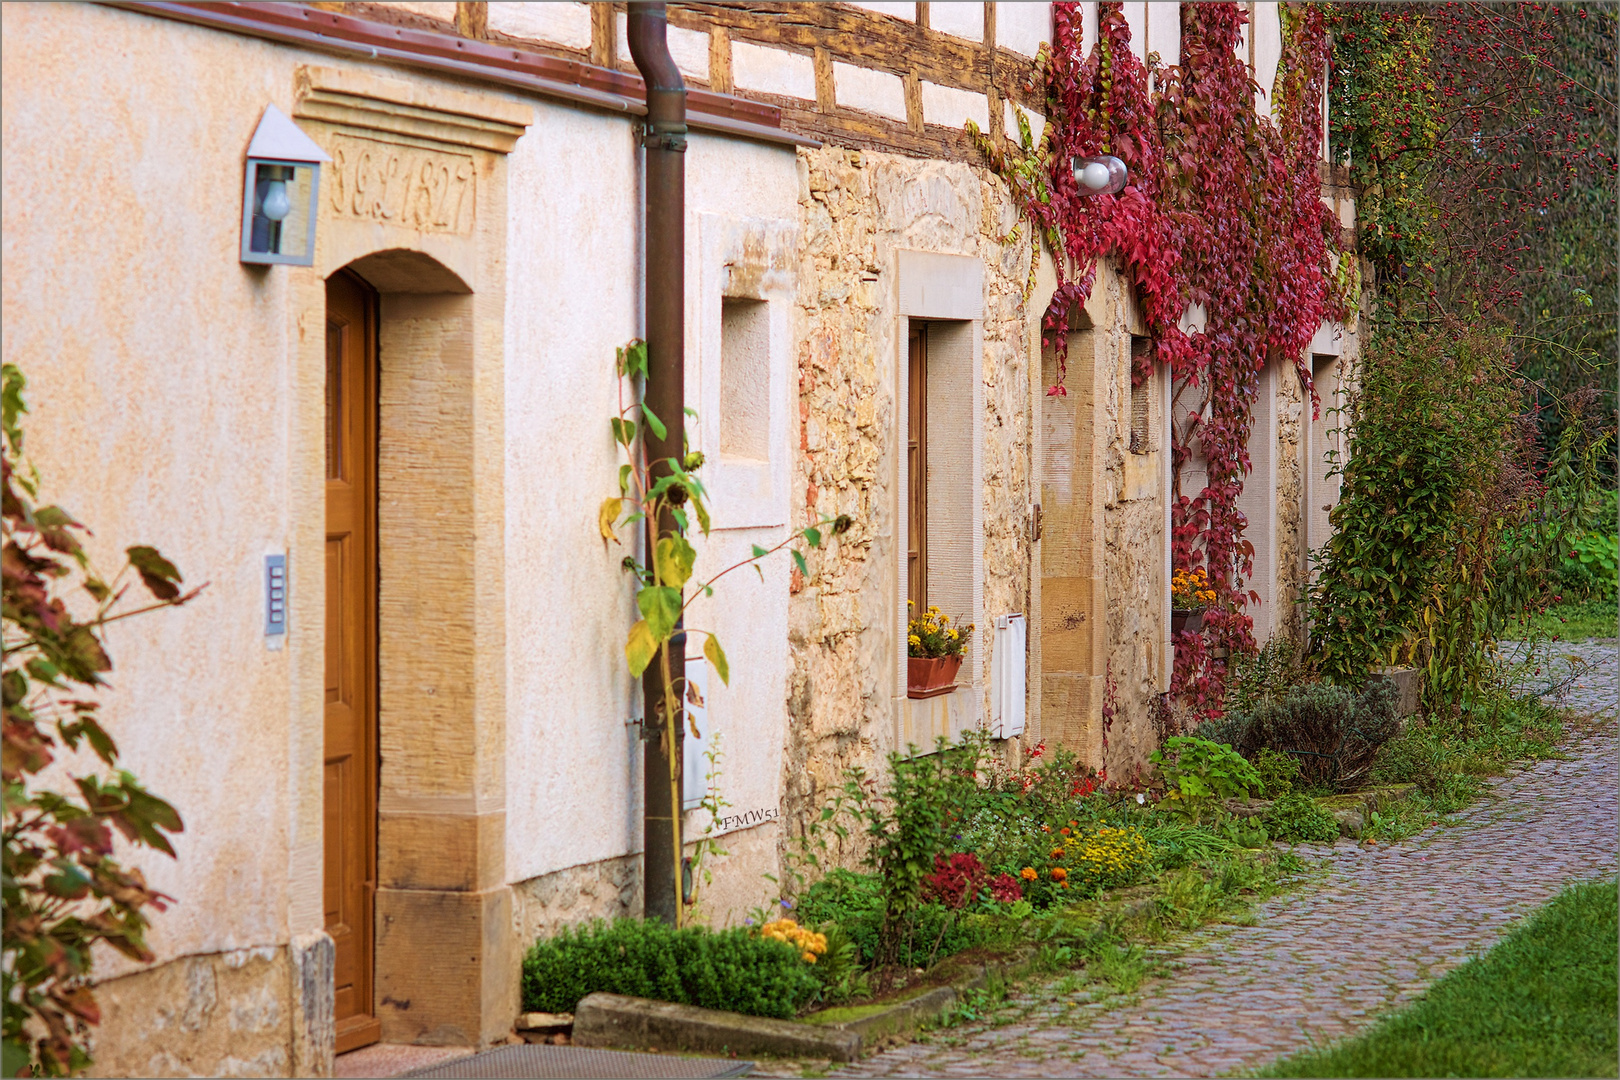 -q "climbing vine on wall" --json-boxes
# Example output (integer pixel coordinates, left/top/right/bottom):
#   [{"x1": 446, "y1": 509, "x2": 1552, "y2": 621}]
[{"x1": 979, "y1": 2, "x2": 1343, "y2": 718}]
